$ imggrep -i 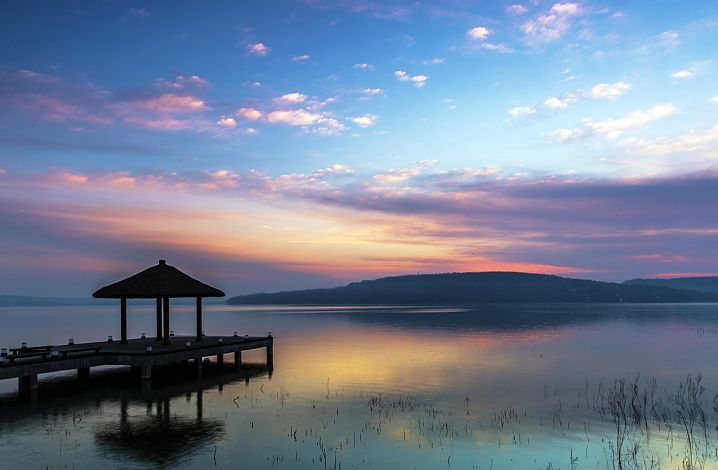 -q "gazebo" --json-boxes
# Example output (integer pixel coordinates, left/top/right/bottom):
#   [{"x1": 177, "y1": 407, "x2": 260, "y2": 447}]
[{"x1": 93, "y1": 260, "x2": 225, "y2": 345}]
